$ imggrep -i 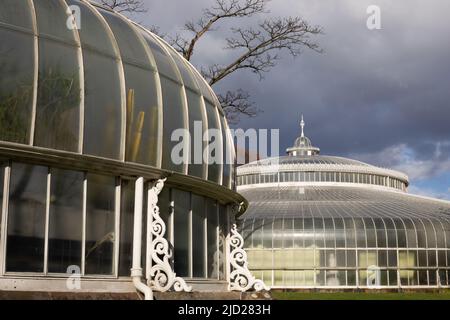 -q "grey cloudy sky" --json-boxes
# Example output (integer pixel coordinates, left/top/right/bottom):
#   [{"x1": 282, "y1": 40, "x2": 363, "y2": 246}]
[{"x1": 132, "y1": 0, "x2": 450, "y2": 199}]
